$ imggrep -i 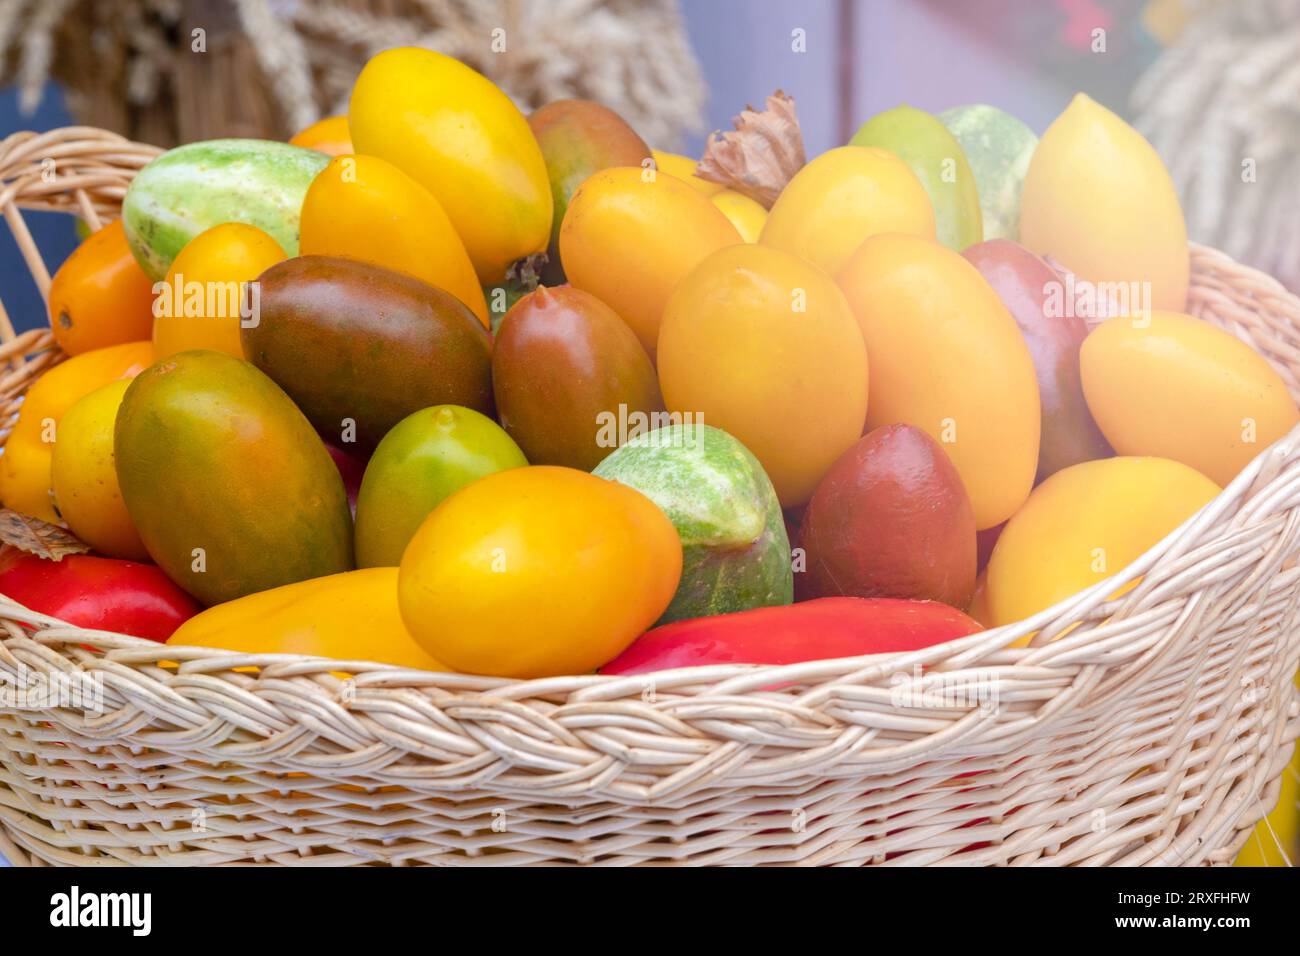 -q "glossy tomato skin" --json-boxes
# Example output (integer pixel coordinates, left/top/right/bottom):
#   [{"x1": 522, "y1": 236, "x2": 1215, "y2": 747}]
[
  {"x1": 963, "y1": 239, "x2": 1111, "y2": 481},
  {"x1": 354, "y1": 405, "x2": 526, "y2": 568},
  {"x1": 288, "y1": 115, "x2": 352, "y2": 156},
  {"x1": 527, "y1": 99, "x2": 651, "y2": 280},
  {"x1": 0, "y1": 547, "x2": 198, "y2": 642},
  {"x1": 985, "y1": 456, "x2": 1219, "y2": 628},
  {"x1": 0, "y1": 341, "x2": 152, "y2": 524},
  {"x1": 760, "y1": 146, "x2": 935, "y2": 277},
  {"x1": 349, "y1": 47, "x2": 552, "y2": 285},
  {"x1": 48, "y1": 220, "x2": 155, "y2": 356},
  {"x1": 493, "y1": 285, "x2": 662, "y2": 471},
  {"x1": 601, "y1": 597, "x2": 982, "y2": 675},
  {"x1": 153, "y1": 222, "x2": 286, "y2": 361},
  {"x1": 398, "y1": 466, "x2": 681, "y2": 678},
  {"x1": 559, "y1": 166, "x2": 741, "y2": 358},
  {"x1": 168, "y1": 568, "x2": 446, "y2": 671},
  {"x1": 1080, "y1": 311, "x2": 1300, "y2": 486},
  {"x1": 50, "y1": 380, "x2": 149, "y2": 561},
  {"x1": 658, "y1": 243, "x2": 869, "y2": 508},
  {"x1": 299, "y1": 155, "x2": 489, "y2": 328},
  {"x1": 837, "y1": 234, "x2": 1039, "y2": 529},
  {"x1": 797, "y1": 425, "x2": 976, "y2": 608}
]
